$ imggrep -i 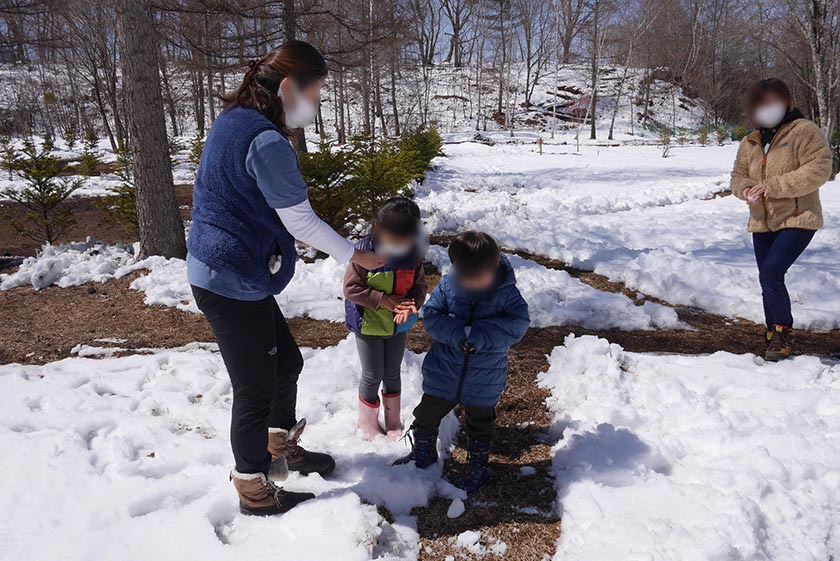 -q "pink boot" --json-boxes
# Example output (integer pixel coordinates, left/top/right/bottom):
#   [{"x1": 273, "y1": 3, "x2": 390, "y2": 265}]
[
  {"x1": 358, "y1": 398, "x2": 386, "y2": 440},
  {"x1": 381, "y1": 392, "x2": 404, "y2": 441}
]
